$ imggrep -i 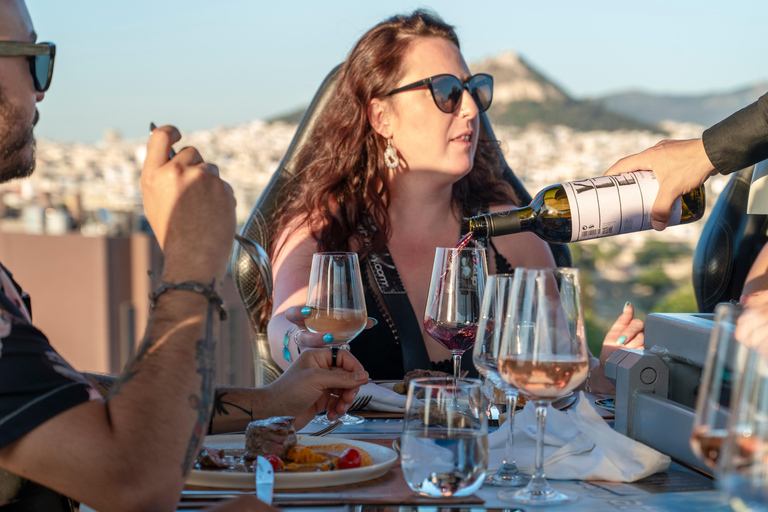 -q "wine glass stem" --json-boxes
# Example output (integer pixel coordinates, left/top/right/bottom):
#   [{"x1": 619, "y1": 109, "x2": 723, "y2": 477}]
[
  {"x1": 504, "y1": 391, "x2": 519, "y2": 465},
  {"x1": 452, "y1": 352, "x2": 462, "y2": 382},
  {"x1": 529, "y1": 399, "x2": 552, "y2": 494}
]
